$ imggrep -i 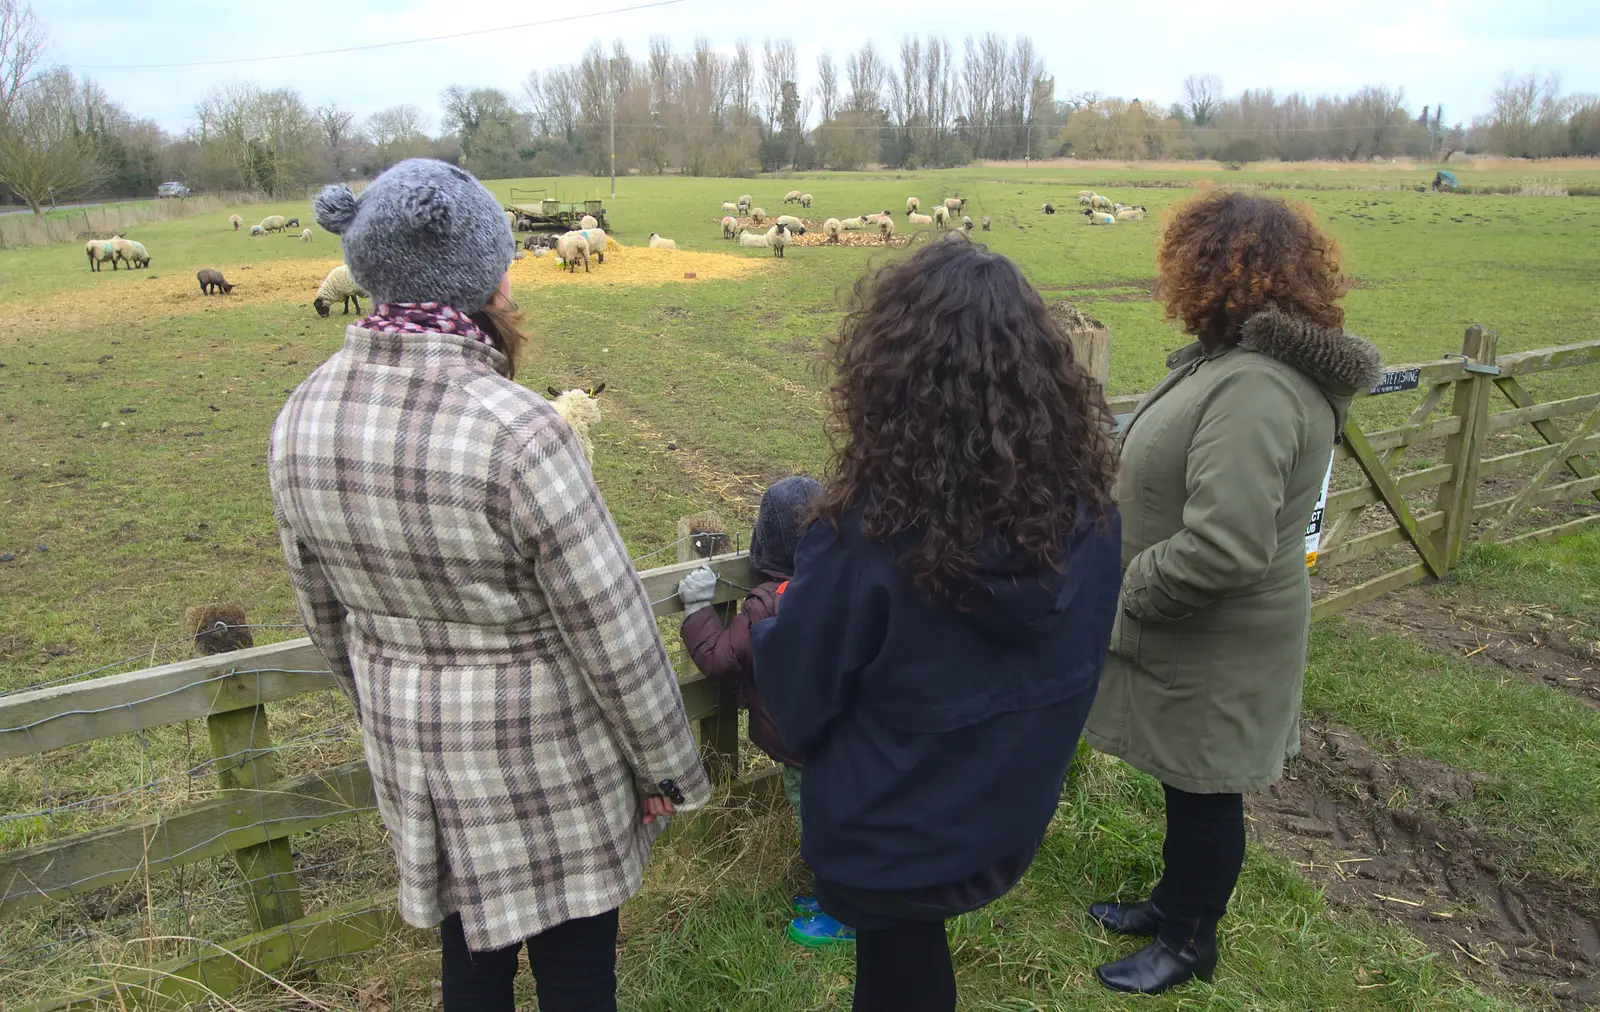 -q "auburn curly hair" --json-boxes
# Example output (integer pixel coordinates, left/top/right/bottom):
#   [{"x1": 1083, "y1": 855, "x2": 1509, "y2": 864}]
[
  {"x1": 815, "y1": 236, "x2": 1119, "y2": 602},
  {"x1": 1157, "y1": 191, "x2": 1347, "y2": 347}
]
